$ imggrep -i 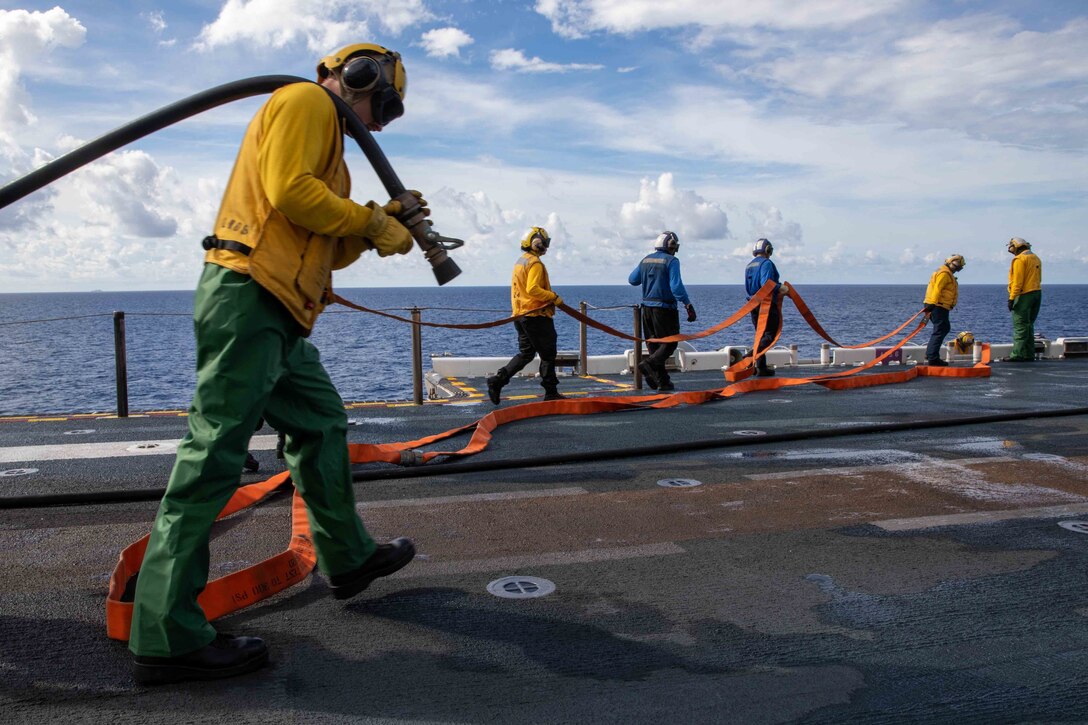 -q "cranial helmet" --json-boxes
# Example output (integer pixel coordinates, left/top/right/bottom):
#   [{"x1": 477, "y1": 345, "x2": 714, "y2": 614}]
[
  {"x1": 954, "y1": 331, "x2": 976, "y2": 353},
  {"x1": 318, "y1": 43, "x2": 407, "y2": 126},
  {"x1": 520, "y1": 226, "x2": 551, "y2": 252},
  {"x1": 1007, "y1": 237, "x2": 1031, "y2": 254},
  {"x1": 945, "y1": 254, "x2": 966, "y2": 272},
  {"x1": 654, "y1": 231, "x2": 679, "y2": 254},
  {"x1": 753, "y1": 238, "x2": 773, "y2": 257}
]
